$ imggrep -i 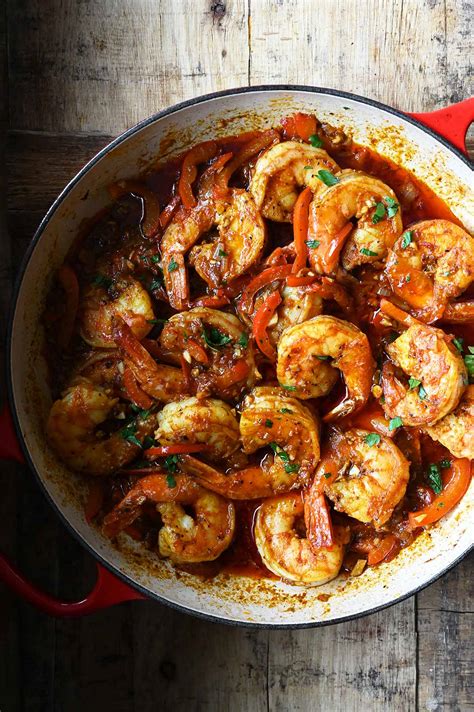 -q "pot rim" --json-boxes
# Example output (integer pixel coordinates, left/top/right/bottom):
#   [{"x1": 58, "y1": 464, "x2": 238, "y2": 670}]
[{"x1": 7, "y1": 84, "x2": 473, "y2": 628}]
